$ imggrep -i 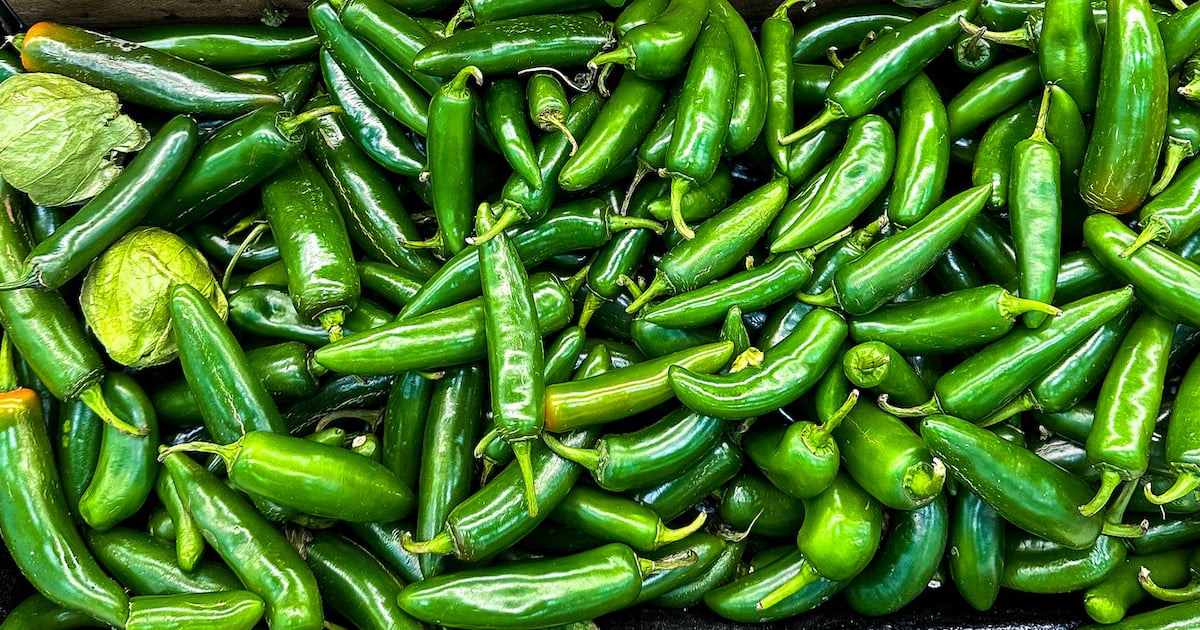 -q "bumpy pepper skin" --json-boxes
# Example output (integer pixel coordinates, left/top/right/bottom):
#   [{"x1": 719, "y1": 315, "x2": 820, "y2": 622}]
[
  {"x1": 19, "y1": 21, "x2": 282, "y2": 116},
  {"x1": 1079, "y1": 0, "x2": 1168, "y2": 214},
  {"x1": 921, "y1": 414, "x2": 1103, "y2": 549}
]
